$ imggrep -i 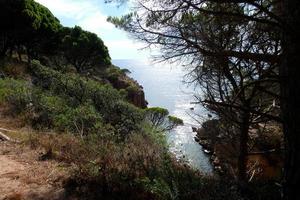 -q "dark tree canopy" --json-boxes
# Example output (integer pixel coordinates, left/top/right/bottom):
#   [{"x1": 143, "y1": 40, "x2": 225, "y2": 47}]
[
  {"x1": 60, "y1": 26, "x2": 111, "y2": 73},
  {"x1": 0, "y1": 0, "x2": 111, "y2": 74},
  {"x1": 0, "y1": 0, "x2": 62, "y2": 58}
]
